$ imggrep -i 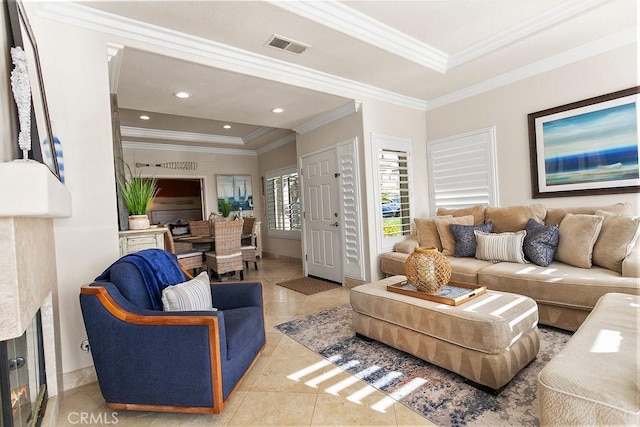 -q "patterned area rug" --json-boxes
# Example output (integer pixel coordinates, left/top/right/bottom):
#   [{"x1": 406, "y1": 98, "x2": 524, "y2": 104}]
[
  {"x1": 275, "y1": 304, "x2": 572, "y2": 426},
  {"x1": 275, "y1": 276, "x2": 341, "y2": 295}
]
